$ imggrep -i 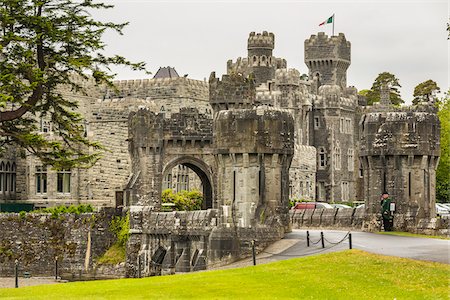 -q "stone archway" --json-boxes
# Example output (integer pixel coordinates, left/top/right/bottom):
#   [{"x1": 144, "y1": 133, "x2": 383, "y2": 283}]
[{"x1": 162, "y1": 156, "x2": 214, "y2": 209}]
